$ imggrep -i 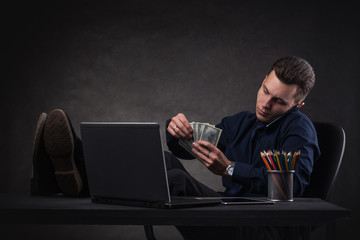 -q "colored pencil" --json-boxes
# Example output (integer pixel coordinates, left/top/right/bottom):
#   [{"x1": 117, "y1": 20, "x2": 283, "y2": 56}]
[
  {"x1": 261, "y1": 152, "x2": 271, "y2": 170},
  {"x1": 266, "y1": 151, "x2": 277, "y2": 170},
  {"x1": 283, "y1": 151, "x2": 289, "y2": 170},
  {"x1": 274, "y1": 151, "x2": 282, "y2": 170}
]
